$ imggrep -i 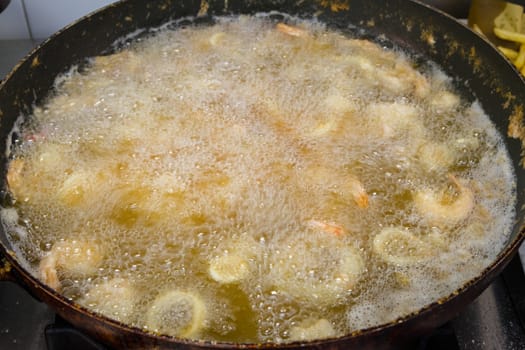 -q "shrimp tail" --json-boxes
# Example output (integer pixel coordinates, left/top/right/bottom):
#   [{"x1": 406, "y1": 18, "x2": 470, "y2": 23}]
[
  {"x1": 308, "y1": 220, "x2": 345, "y2": 236},
  {"x1": 354, "y1": 191, "x2": 369, "y2": 208},
  {"x1": 348, "y1": 176, "x2": 369, "y2": 208},
  {"x1": 39, "y1": 254, "x2": 61, "y2": 291},
  {"x1": 276, "y1": 23, "x2": 309, "y2": 38},
  {"x1": 414, "y1": 174, "x2": 475, "y2": 227}
]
